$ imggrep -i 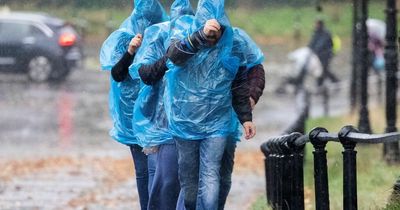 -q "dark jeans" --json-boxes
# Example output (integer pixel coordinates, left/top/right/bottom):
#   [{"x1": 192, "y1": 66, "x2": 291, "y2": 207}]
[
  {"x1": 129, "y1": 144, "x2": 149, "y2": 210},
  {"x1": 148, "y1": 153, "x2": 157, "y2": 192},
  {"x1": 148, "y1": 144, "x2": 180, "y2": 210},
  {"x1": 175, "y1": 137, "x2": 227, "y2": 210},
  {"x1": 218, "y1": 140, "x2": 237, "y2": 210}
]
